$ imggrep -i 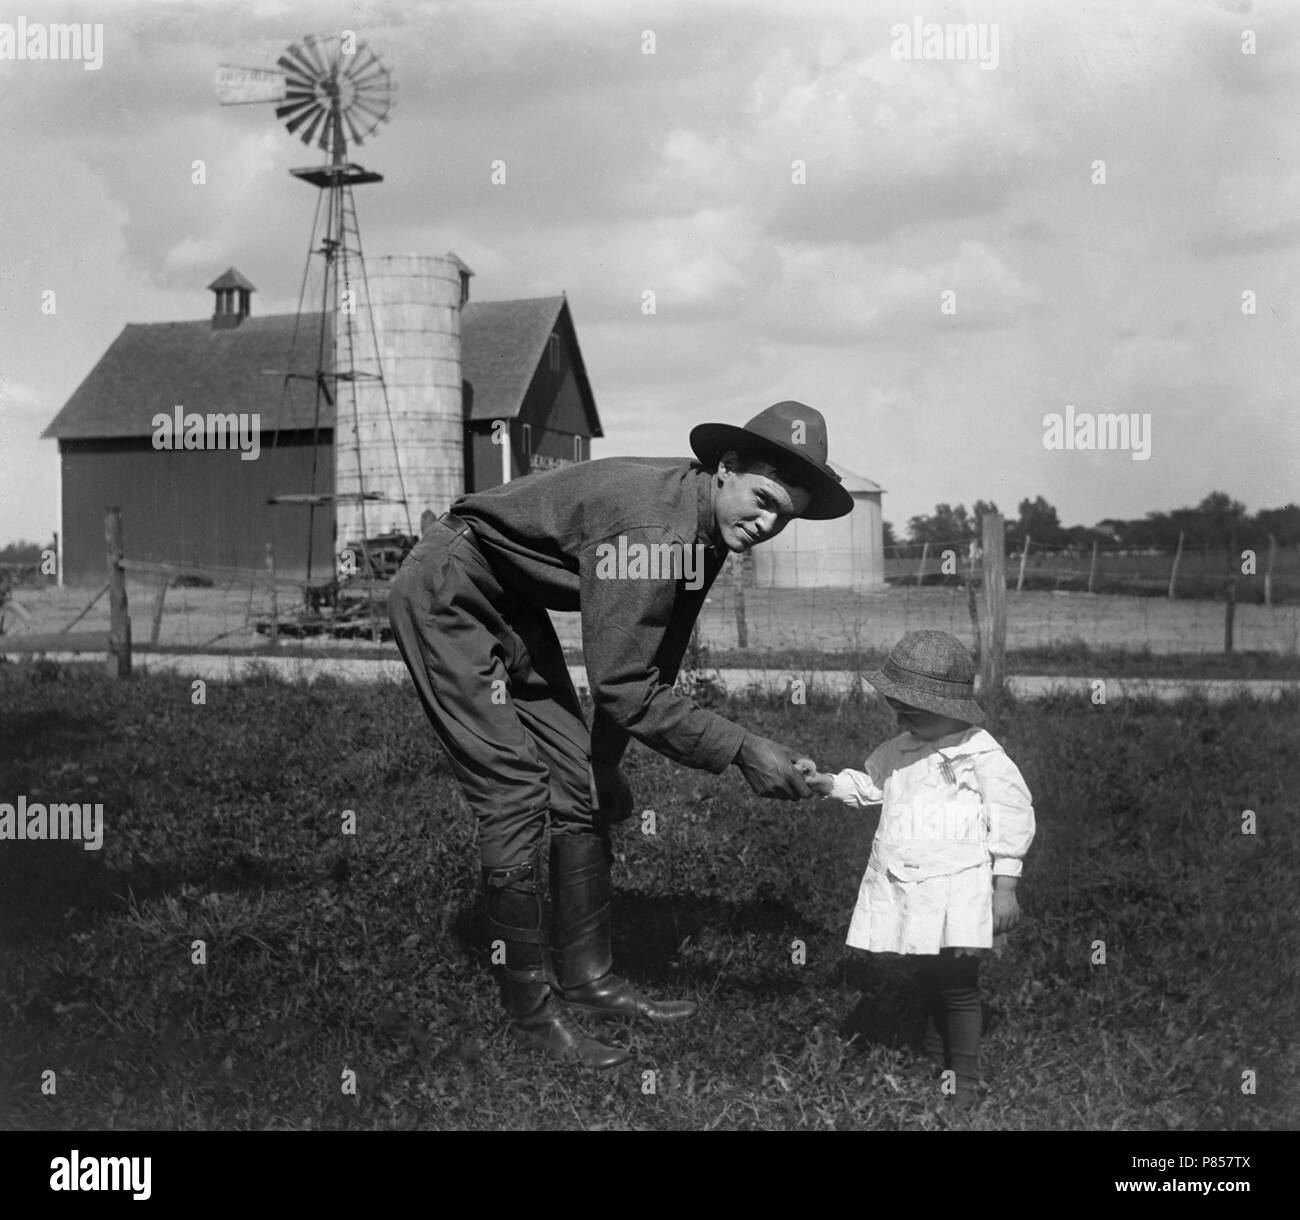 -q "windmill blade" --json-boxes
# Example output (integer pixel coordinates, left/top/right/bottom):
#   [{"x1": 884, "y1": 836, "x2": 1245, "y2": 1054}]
[
  {"x1": 299, "y1": 104, "x2": 331, "y2": 150},
  {"x1": 349, "y1": 86, "x2": 388, "y2": 110},
  {"x1": 349, "y1": 67, "x2": 391, "y2": 96},
  {"x1": 278, "y1": 45, "x2": 323, "y2": 83},
  {"x1": 345, "y1": 58, "x2": 384, "y2": 90},
  {"x1": 342, "y1": 107, "x2": 367, "y2": 149},
  {"x1": 279, "y1": 79, "x2": 319, "y2": 101},
  {"x1": 276, "y1": 94, "x2": 319, "y2": 122},
  {"x1": 345, "y1": 109, "x2": 382, "y2": 140},
  {"x1": 285, "y1": 101, "x2": 326, "y2": 138},
  {"x1": 349, "y1": 97, "x2": 390, "y2": 130},
  {"x1": 298, "y1": 34, "x2": 334, "y2": 81},
  {"x1": 350, "y1": 90, "x2": 390, "y2": 117},
  {"x1": 275, "y1": 92, "x2": 318, "y2": 120},
  {"x1": 277, "y1": 87, "x2": 318, "y2": 109},
  {"x1": 344, "y1": 46, "x2": 381, "y2": 82},
  {"x1": 280, "y1": 72, "x2": 317, "y2": 96}
]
